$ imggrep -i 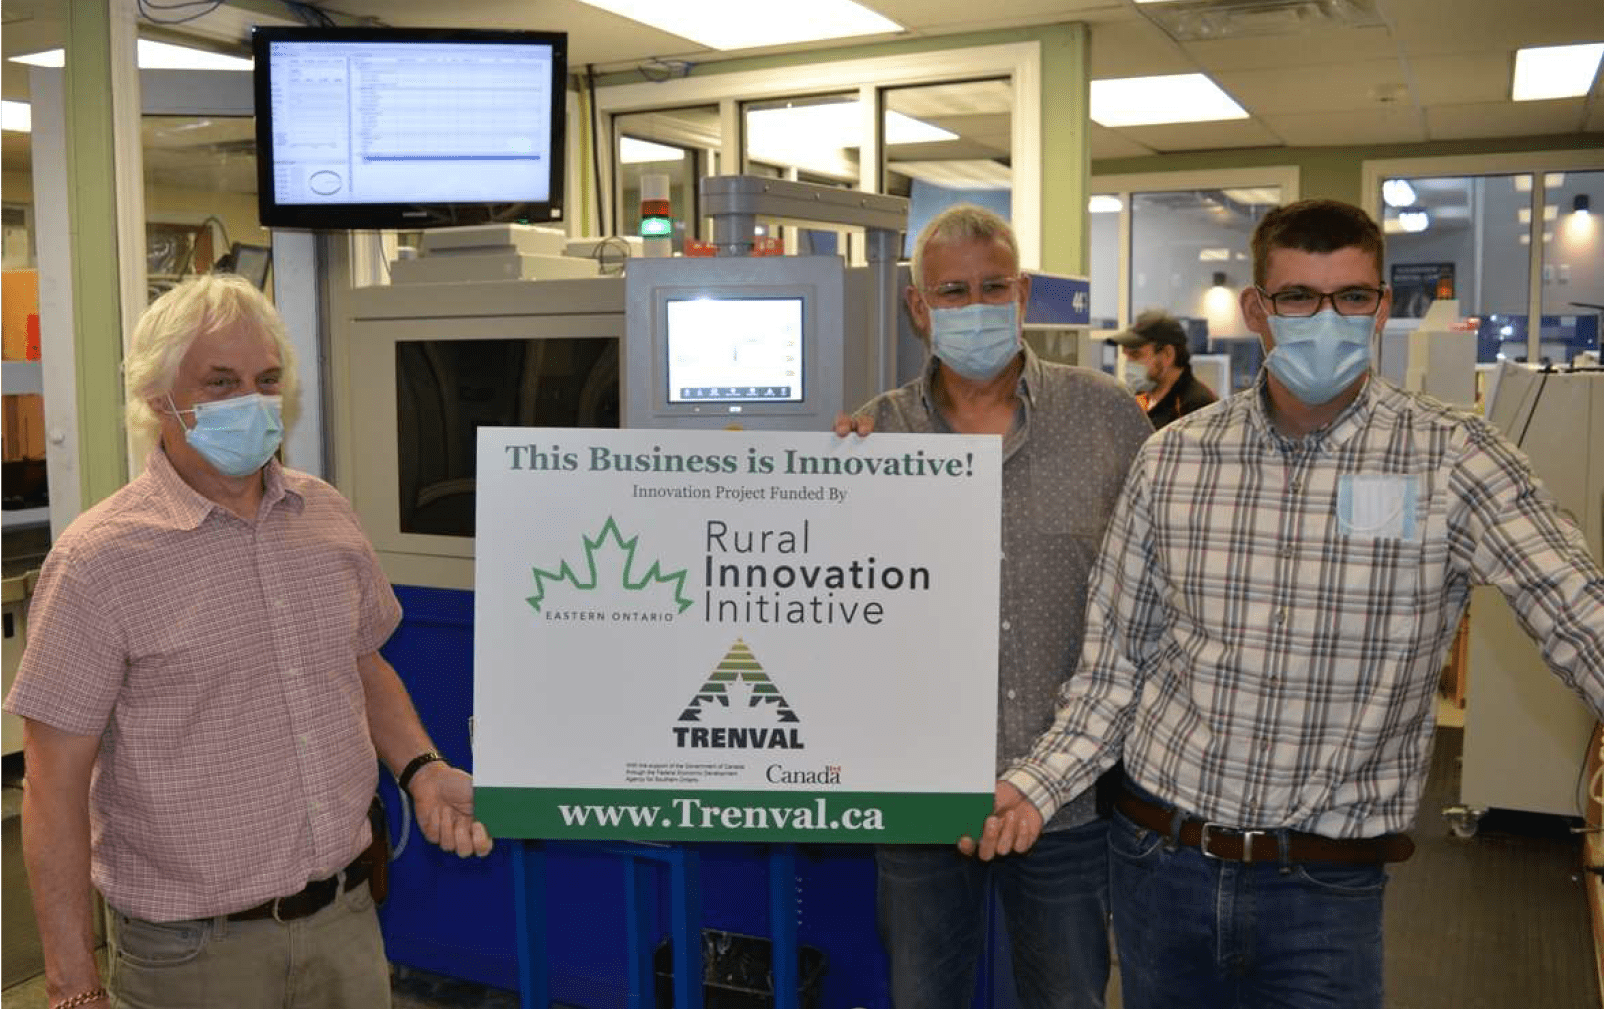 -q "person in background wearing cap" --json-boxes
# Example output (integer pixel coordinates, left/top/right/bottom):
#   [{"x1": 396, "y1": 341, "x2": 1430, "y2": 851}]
[{"x1": 1113, "y1": 310, "x2": 1217, "y2": 429}]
